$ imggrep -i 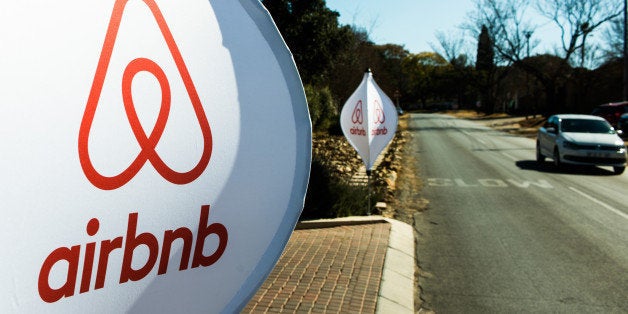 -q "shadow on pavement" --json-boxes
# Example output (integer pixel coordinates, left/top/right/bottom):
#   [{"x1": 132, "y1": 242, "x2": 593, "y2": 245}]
[{"x1": 516, "y1": 160, "x2": 617, "y2": 176}]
